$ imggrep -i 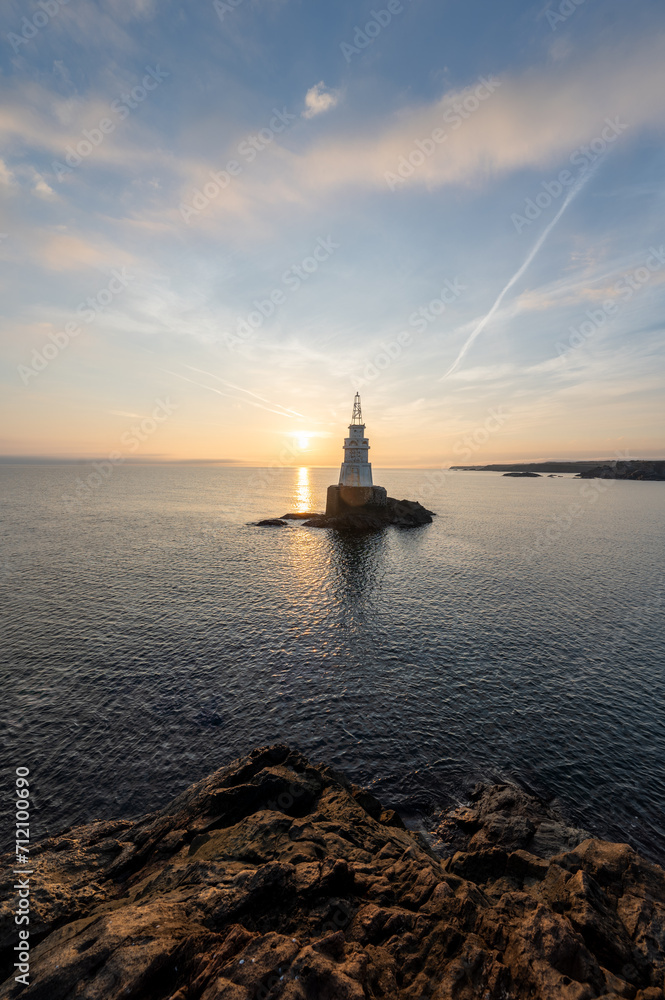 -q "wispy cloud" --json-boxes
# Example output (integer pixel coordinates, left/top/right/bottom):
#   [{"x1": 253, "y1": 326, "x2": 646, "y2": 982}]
[
  {"x1": 0, "y1": 158, "x2": 15, "y2": 186},
  {"x1": 302, "y1": 82, "x2": 340, "y2": 119},
  {"x1": 184, "y1": 365, "x2": 305, "y2": 417},
  {"x1": 163, "y1": 368, "x2": 306, "y2": 419},
  {"x1": 282, "y1": 35, "x2": 665, "y2": 197},
  {"x1": 37, "y1": 231, "x2": 138, "y2": 272}
]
